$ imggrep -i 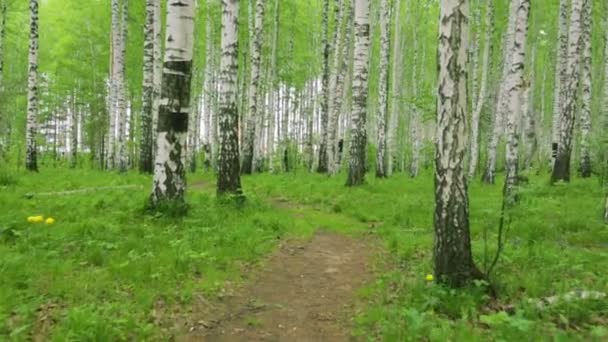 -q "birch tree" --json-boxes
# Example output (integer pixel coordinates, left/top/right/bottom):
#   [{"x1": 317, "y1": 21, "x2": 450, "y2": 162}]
[
  {"x1": 551, "y1": 0, "x2": 585, "y2": 183},
  {"x1": 139, "y1": 0, "x2": 156, "y2": 173},
  {"x1": 150, "y1": 0, "x2": 195, "y2": 207},
  {"x1": 468, "y1": 0, "x2": 493, "y2": 178},
  {"x1": 327, "y1": 0, "x2": 345, "y2": 175},
  {"x1": 25, "y1": 0, "x2": 39, "y2": 171},
  {"x1": 115, "y1": 0, "x2": 128, "y2": 172},
  {"x1": 482, "y1": 0, "x2": 518, "y2": 184},
  {"x1": 241, "y1": 0, "x2": 265, "y2": 175},
  {"x1": 316, "y1": 0, "x2": 331, "y2": 173},
  {"x1": 434, "y1": 0, "x2": 482, "y2": 287},
  {"x1": 503, "y1": 0, "x2": 530, "y2": 199},
  {"x1": 552, "y1": 0, "x2": 569, "y2": 169},
  {"x1": 387, "y1": 0, "x2": 402, "y2": 176},
  {"x1": 345, "y1": 0, "x2": 370, "y2": 187},
  {"x1": 375, "y1": 0, "x2": 391, "y2": 178},
  {"x1": 578, "y1": 0, "x2": 592, "y2": 178},
  {"x1": 217, "y1": 0, "x2": 243, "y2": 195}
]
